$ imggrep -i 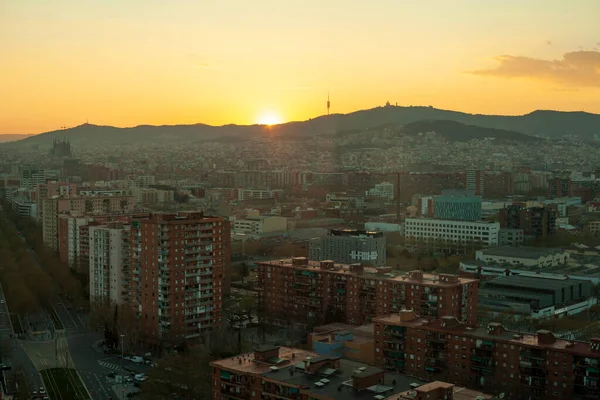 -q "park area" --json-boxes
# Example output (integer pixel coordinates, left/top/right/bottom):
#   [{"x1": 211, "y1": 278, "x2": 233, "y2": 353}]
[{"x1": 41, "y1": 368, "x2": 90, "y2": 400}]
